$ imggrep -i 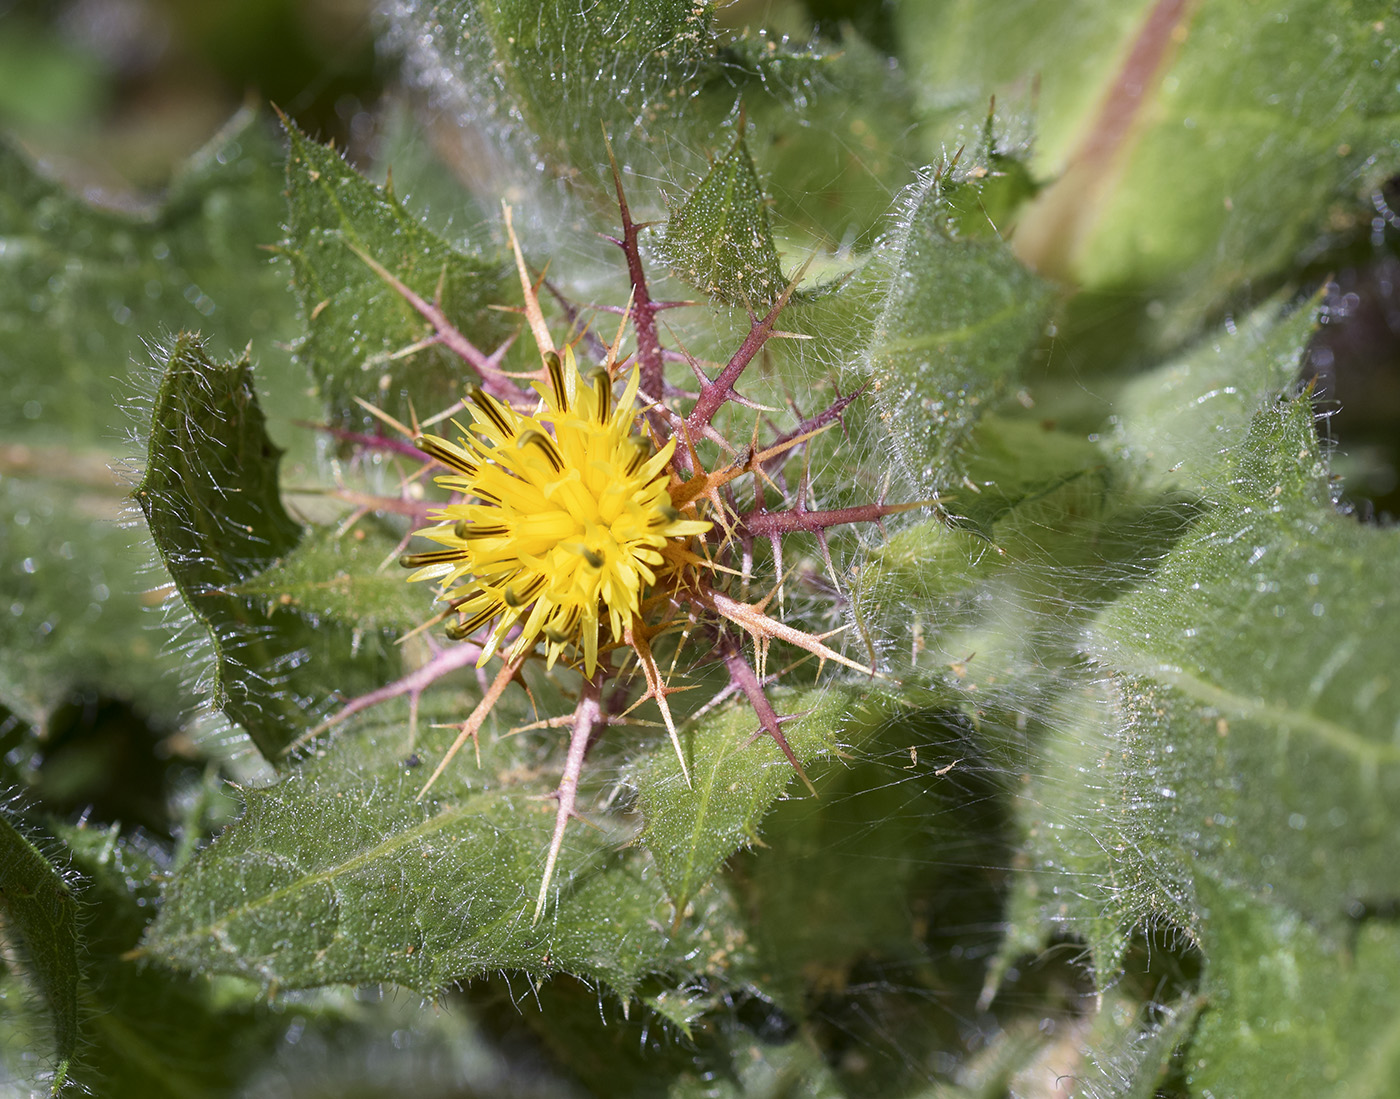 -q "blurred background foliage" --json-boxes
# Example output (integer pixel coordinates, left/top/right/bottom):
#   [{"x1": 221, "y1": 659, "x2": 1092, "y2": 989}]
[{"x1": 0, "y1": 0, "x2": 377, "y2": 186}]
